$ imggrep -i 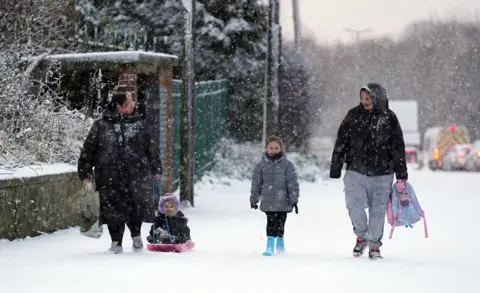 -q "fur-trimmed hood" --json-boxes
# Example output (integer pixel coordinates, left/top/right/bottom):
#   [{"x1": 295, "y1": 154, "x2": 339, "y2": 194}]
[{"x1": 158, "y1": 194, "x2": 181, "y2": 214}]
